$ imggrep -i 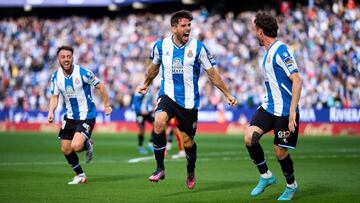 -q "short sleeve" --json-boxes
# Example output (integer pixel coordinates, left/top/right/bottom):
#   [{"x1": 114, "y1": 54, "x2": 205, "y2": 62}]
[
  {"x1": 198, "y1": 44, "x2": 216, "y2": 70},
  {"x1": 50, "y1": 72, "x2": 59, "y2": 95},
  {"x1": 276, "y1": 45, "x2": 299, "y2": 76},
  {"x1": 150, "y1": 41, "x2": 161, "y2": 65},
  {"x1": 81, "y1": 67, "x2": 100, "y2": 87}
]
